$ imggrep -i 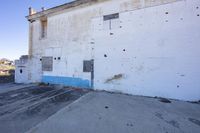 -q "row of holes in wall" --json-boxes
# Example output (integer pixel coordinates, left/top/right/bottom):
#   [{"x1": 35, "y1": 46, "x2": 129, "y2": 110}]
[
  {"x1": 38, "y1": 5, "x2": 199, "y2": 39},
  {"x1": 40, "y1": 57, "x2": 61, "y2": 61},
  {"x1": 104, "y1": 49, "x2": 126, "y2": 57},
  {"x1": 102, "y1": 6, "x2": 200, "y2": 33}
]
